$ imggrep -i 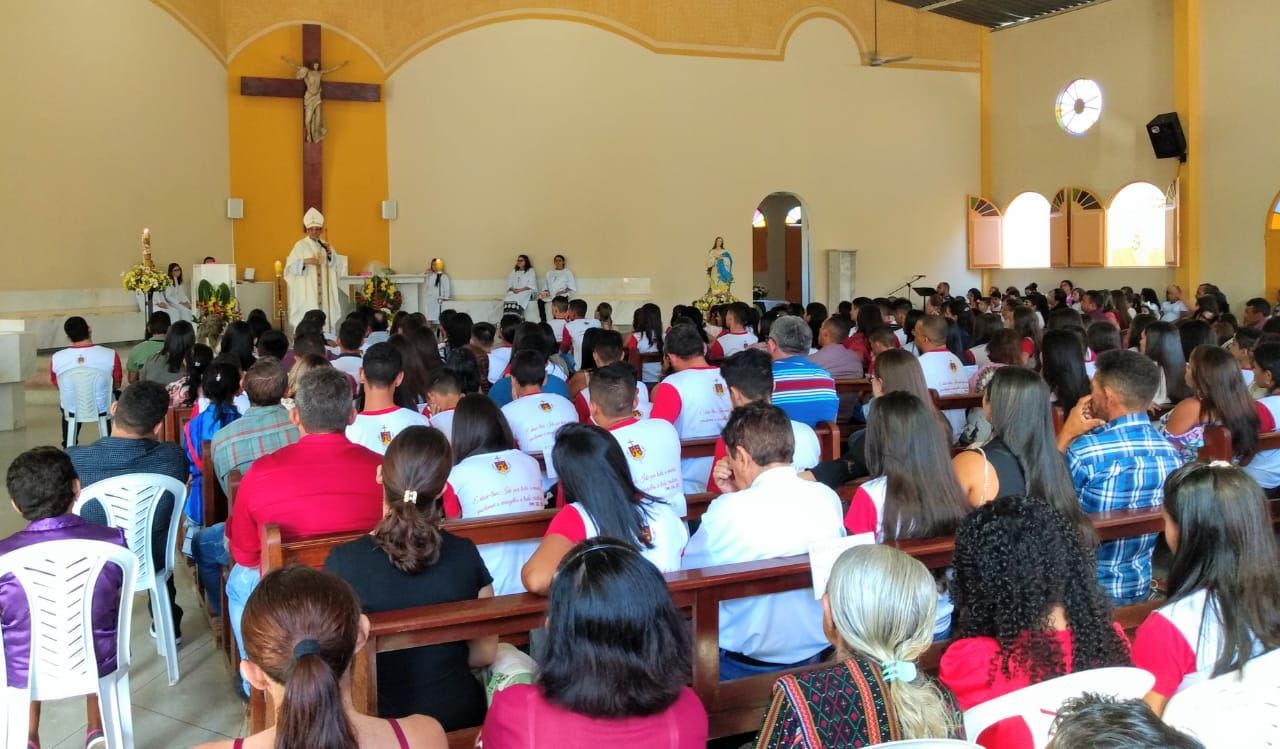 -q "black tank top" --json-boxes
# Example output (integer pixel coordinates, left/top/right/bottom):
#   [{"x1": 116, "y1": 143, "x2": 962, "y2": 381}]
[{"x1": 978, "y1": 437, "x2": 1026, "y2": 499}]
